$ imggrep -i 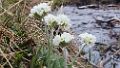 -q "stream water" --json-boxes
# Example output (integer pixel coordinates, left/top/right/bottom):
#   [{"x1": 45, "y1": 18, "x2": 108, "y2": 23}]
[{"x1": 56, "y1": 5, "x2": 120, "y2": 68}]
